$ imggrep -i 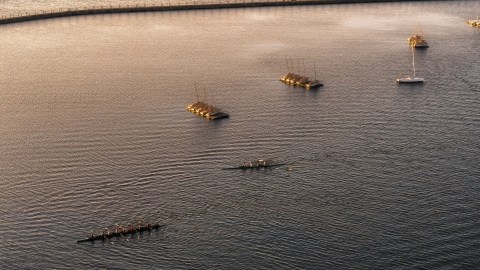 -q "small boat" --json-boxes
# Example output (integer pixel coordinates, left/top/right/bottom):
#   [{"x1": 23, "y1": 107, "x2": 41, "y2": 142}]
[
  {"x1": 467, "y1": 18, "x2": 480, "y2": 27},
  {"x1": 407, "y1": 25, "x2": 429, "y2": 48},
  {"x1": 397, "y1": 45, "x2": 424, "y2": 83},
  {"x1": 468, "y1": 20, "x2": 480, "y2": 27},
  {"x1": 77, "y1": 223, "x2": 163, "y2": 243},
  {"x1": 205, "y1": 111, "x2": 229, "y2": 119},
  {"x1": 407, "y1": 35, "x2": 429, "y2": 48},
  {"x1": 467, "y1": 13, "x2": 480, "y2": 27},
  {"x1": 222, "y1": 159, "x2": 285, "y2": 170},
  {"x1": 305, "y1": 61, "x2": 323, "y2": 88}
]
